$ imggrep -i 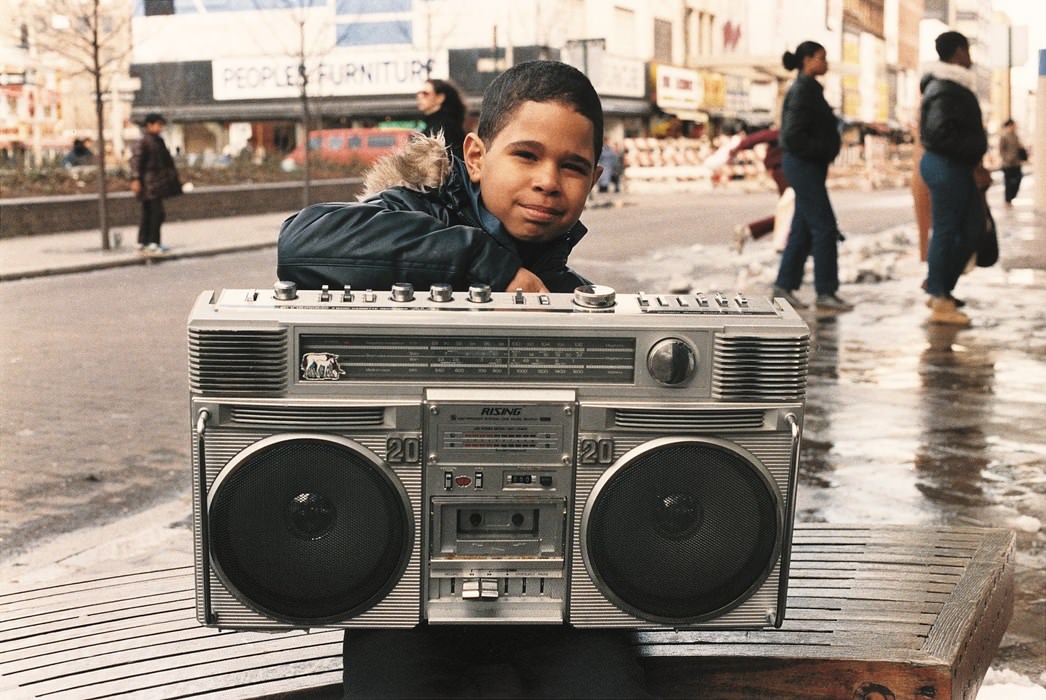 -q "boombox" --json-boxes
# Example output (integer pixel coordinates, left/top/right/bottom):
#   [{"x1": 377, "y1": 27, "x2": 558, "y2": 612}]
[{"x1": 189, "y1": 283, "x2": 809, "y2": 631}]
